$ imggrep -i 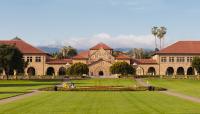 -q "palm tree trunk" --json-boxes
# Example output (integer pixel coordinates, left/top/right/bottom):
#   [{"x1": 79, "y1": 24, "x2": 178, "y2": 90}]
[
  {"x1": 162, "y1": 38, "x2": 165, "y2": 49},
  {"x1": 160, "y1": 39, "x2": 161, "y2": 49},
  {"x1": 155, "y1": 36, "x2": 157, "y2": 50}
]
